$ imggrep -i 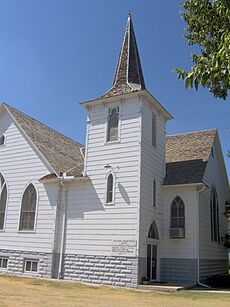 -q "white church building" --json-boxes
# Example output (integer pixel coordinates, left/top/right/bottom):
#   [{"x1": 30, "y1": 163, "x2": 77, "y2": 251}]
[{"x1": 0, "y1": 14, "x2": 229, "y2": 288}]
